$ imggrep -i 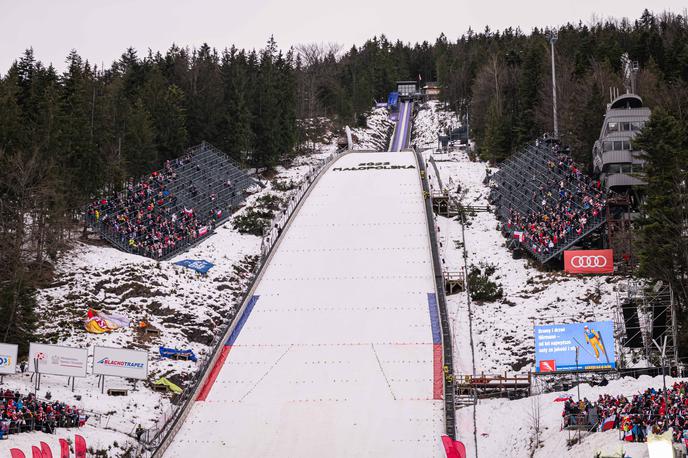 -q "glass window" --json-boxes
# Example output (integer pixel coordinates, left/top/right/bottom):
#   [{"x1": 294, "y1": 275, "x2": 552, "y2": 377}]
[
  {"x1": 614, "y1": 141, "x2": 623, "y2": 150},
  {"x1": 607, "y1": 122, "x2": 618, "y2": 133}
]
